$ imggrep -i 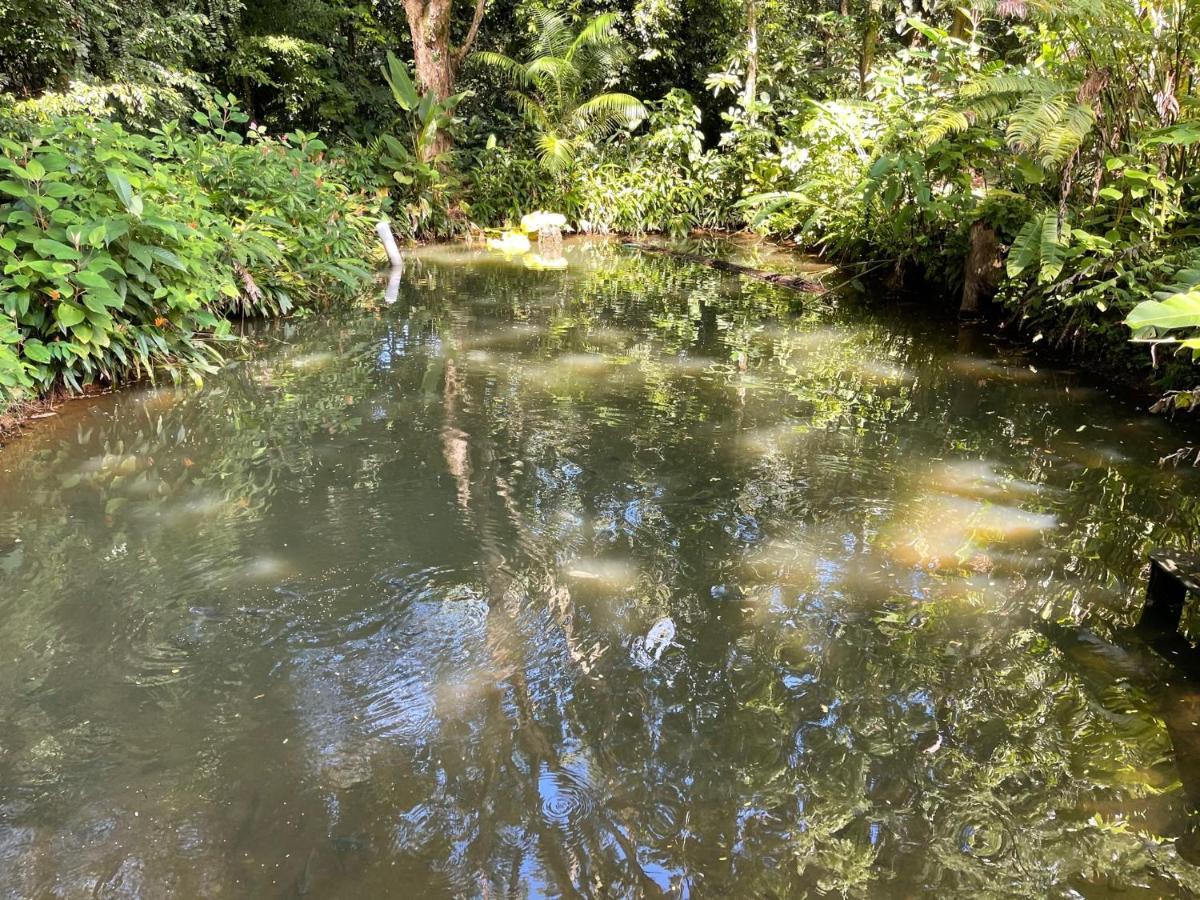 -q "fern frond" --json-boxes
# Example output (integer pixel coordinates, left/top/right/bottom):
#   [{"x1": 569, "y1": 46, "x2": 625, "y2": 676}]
[
  {"x1": 1037, "y1": 102, "x2": 1095, "y2": 166},
  {"x1": 1007, "y1": 210, "x2": 1069, "y2": 281},
  {"x1": 921, "y1": 107, "x2": 971, "y2": 146},
  {"x1": 1008, "y1": 214, "x2": 1043, "y2": 278},
  {"x1": 960, "y1": 72, "x2": 1059, "y2": 99},
  {"x1": 963, "y1": 93, "x2": 1019, "y2": 125},
  {"x1": 1037, "y1": 211, "x2": 1068, "y2": 281},
  {"x1": 1006, "y1": 92, "x2": 1068, "y2": 155}
]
